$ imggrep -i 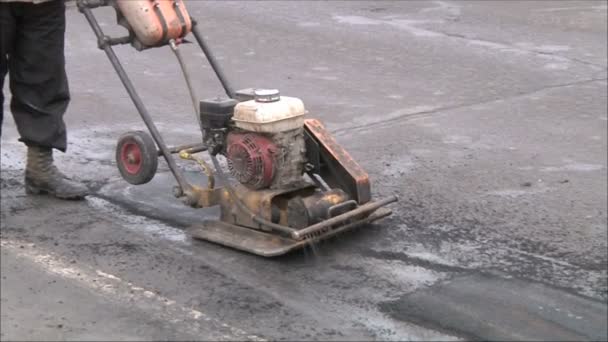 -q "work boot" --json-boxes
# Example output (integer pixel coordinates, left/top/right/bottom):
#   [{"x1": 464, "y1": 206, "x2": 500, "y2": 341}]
[{"x1": 25, "y1": 145, "x2": 89, "y2": 200}]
